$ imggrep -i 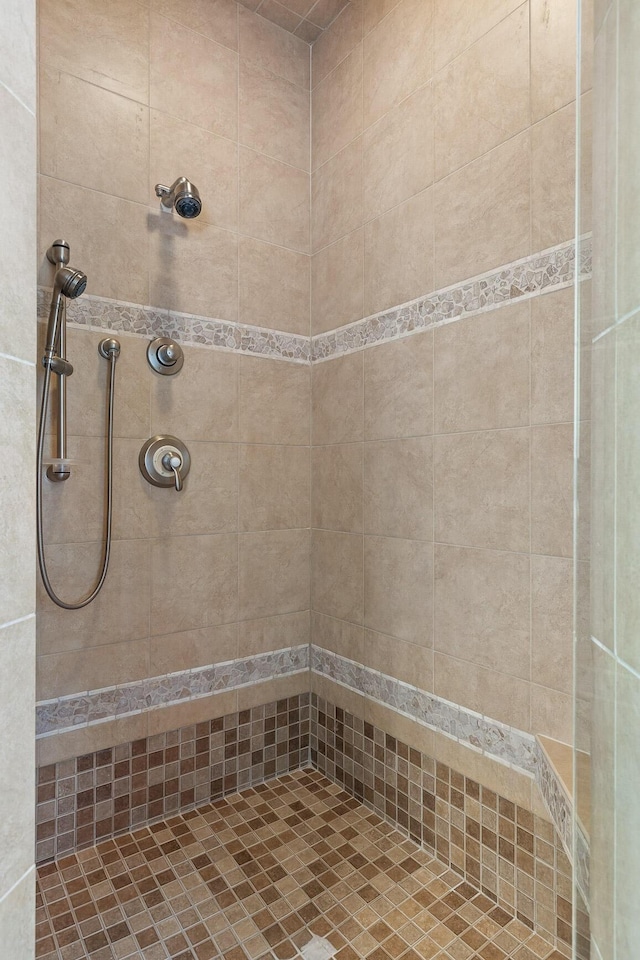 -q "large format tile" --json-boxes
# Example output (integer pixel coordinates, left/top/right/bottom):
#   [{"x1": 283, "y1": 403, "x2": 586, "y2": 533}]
[
  {"x1": 531, "y1": 555, "x2": 573, "y2": 693},
  {"x1": 312, "y1": 529, "x2": 363, "y2": 623},
  {"x1": 312, "y1": 352, "x2": 363, "y2": 445},
  {"x1": 313, "y1": 44, "x2": 363, "y2": 170},
  {"x1": 151, "y1": 345, "x2": 237, "y2": 442},
  {"x1": 238, "y1": 609, "x2": 309, "y2": 656},
  {"x1": 434, "y1": 544, "x2": 530, "y2": 680},
  {"x1": 363, "y1": 628, "x2": 433, "y2": 690},
  {"x1": 434, "y1": 132, "x2": 530, "y2": 288},
  {"x1": 432, "y1": 0, "x2": 522, "y2": 72},
  {"x1": 531, "y1": 286, "x2": 574, "y2": 425},
  {"x1": 364, "y1": 438, "x2": 432, "y2": 540},
  {"x1": 312, "y1": 443, "x2": 363, "y2": 533},
  {"x1": 39, "y1": 0, "x2": 148, "y2": 103},
  {"x1": 530, "y1": 0, "x2": 577, "y2": 122},
  {"x1": 150, "y1": 14, "x2": 237, "y2": 139},
  {"x1": 530, "y1": 423, "x2": 573, "y2": 558},
  {"x1": 434, "y1": 429, "x2": 530, "y2": 552},
  {"x1": 37, "y1": 635, "x2": 149, "y2": 700},
  {"x1": 312, "y1": 138, "x2": 363, "y2": 252},
  {"x1": 238, "y1": 4, "x2": 310, "y2": 89},
  {"x1": 531, "y1": 102, "x2": 576, "y2": 251},
  {"x1": 153, "y1": 0, "x2": 238, "y2": 51},
  {"x1": 434, "y1": 301, "x2": 530, "y2": 433},
  {"x1": 311, "y1": 229, "x2": 364, "y2": 334},
  {"x1": 433, "y1": 5, "x2": 529, "y2": 180},
  {"x1": 312, "y1": 0, "x2": 363, "y2": 87},
  {"x1": 239, "y1": 238, "x2": 310, "y2": 334},
  {"x1": 434, "y1": 651, "x2": 530, "y2": 730},
  {"x1": 240, "y1": 147, "x2": 310, "y2": 253},
  {"x1": 240, "y1": 59, "x2": 310, "y2": 171},
  {"x1": 150, "y1": 534, "x2": 237, "y2": 635},
  {"x1": 239, "y1": 529, "x2": 310, "y2": 620},
  {"x1": 364, "y1": 331, "x2": 433, "y2": 440},
  {"x1": 311, "y1": 610, "x2": 363, "y2": 661},
  {"x1": 0, "y1": 87, "x2": 36, "y2": 362},
  {"x1": 364, "y1": 535, "x2": 433, "y2": 645},
  {"x1": 40, "y1": 67, "x2": 149, "y2": 204},
  {"x1": 238, "y1": 356, "x2": 310, "y2": 445},
  {"x1": 239, "y1": 444, "x2": 310, "y2": 531}
]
